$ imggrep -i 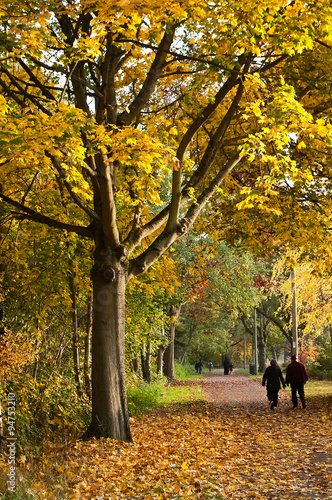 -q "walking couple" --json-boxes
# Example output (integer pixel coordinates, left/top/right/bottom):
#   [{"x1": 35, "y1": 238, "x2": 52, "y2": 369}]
[{"x1": 262, "y1": 355, "x2": 308, "y2": 410}]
